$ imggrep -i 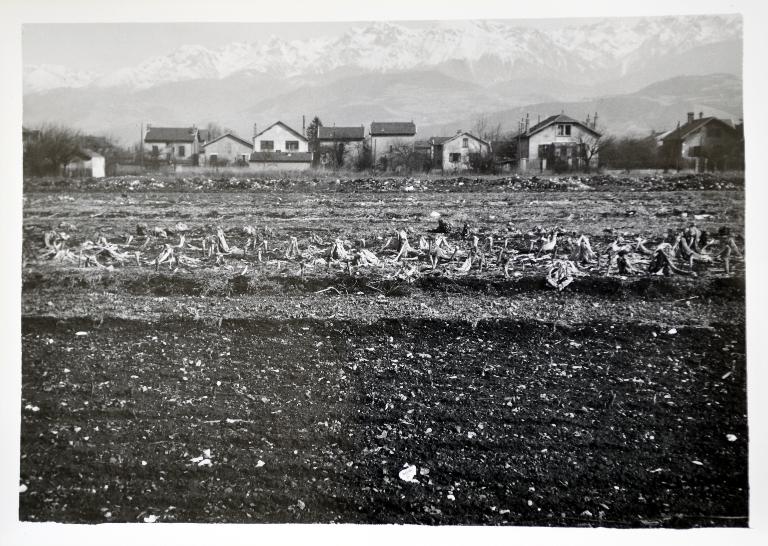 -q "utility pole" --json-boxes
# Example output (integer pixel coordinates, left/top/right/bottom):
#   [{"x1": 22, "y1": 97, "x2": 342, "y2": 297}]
[{"x1": 140, "y1": 122, "x2": 144, "y2": 169}]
